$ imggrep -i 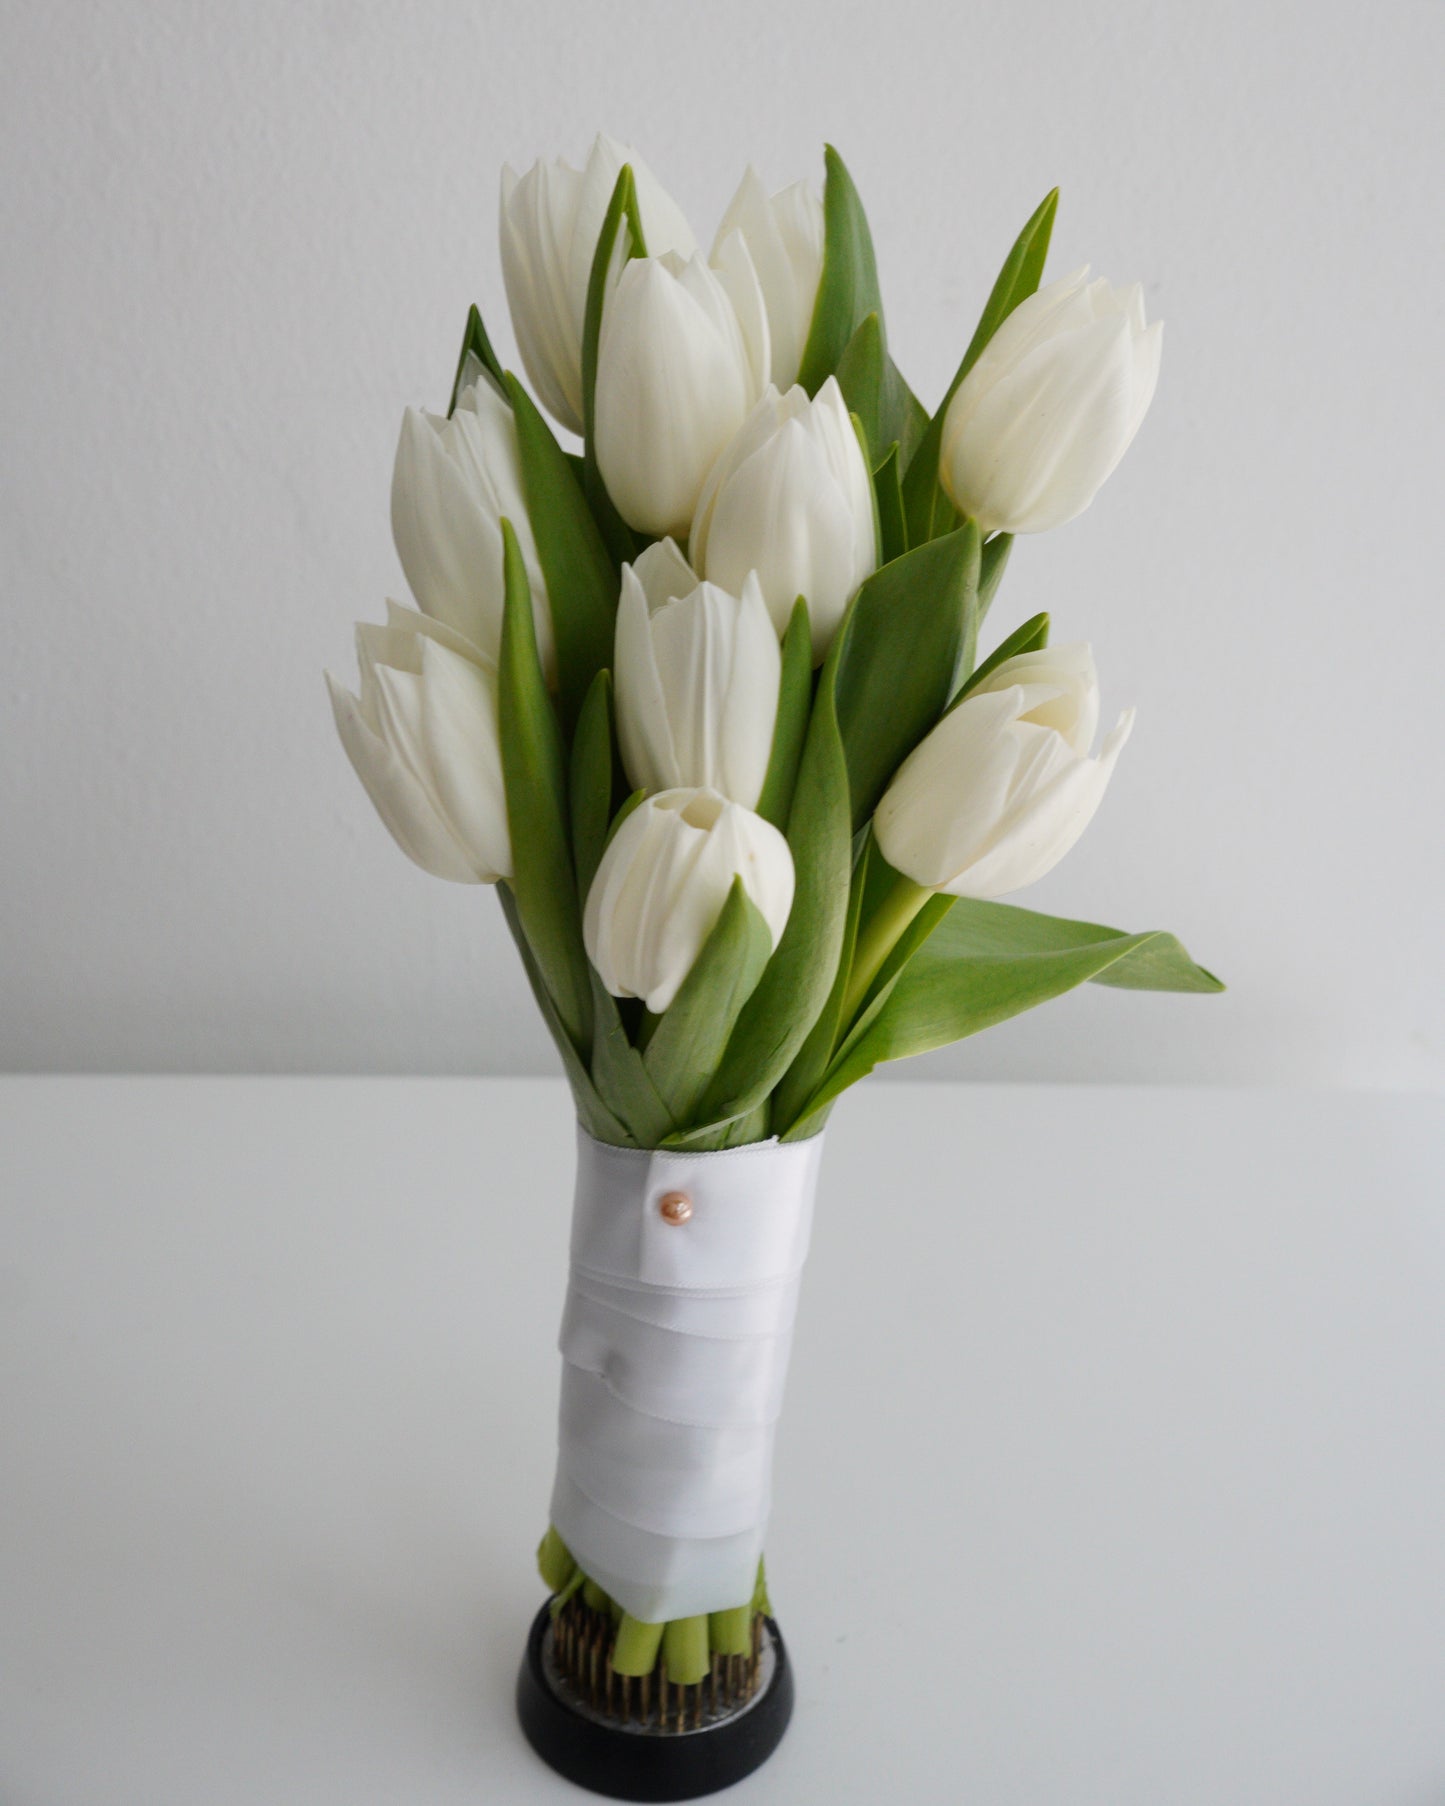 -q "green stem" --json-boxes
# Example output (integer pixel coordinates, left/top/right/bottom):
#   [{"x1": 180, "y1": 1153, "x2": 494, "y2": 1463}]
[
  {"x1": 539, "y1": 1529, "x2": 770, "y2": 1676},
  {"x1": 612, "y1": 1613, "x2": 665, "y2": 1676},
  {"x1": 662, "y1": 1614, "x2": 711, "y2": 1685},
  {"x1": 708, "y1": 1604, "x2": 752, "y2": 1656},
  {"x1": 536, "y1": 1525, "x2": 576, "y2": 1592},
  {"x1": 839, "y1": 871, "x2": 934, "y2": 1025}
]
